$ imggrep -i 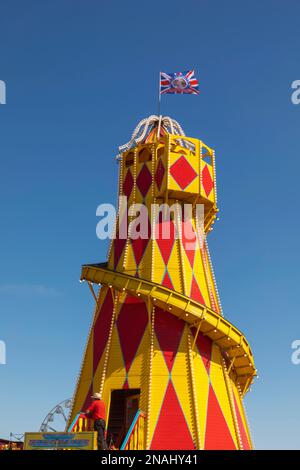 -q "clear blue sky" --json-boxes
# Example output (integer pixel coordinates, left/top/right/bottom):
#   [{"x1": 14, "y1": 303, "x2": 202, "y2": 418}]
[{"x1": 0, "y1": 0, "x2": 299, "y2": 449}]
